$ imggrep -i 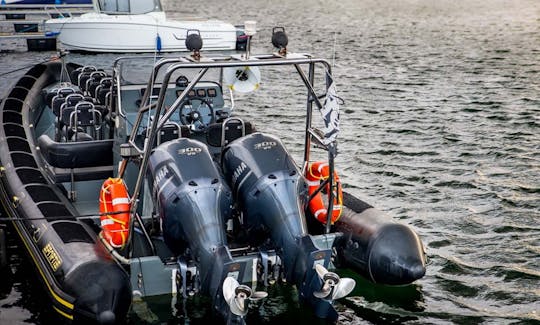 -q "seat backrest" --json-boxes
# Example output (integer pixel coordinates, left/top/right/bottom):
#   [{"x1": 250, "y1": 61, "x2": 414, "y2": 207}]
[
  {"x1": 158, "y1": 122, "x2": 183, "y2": 145},
  {"x1": 86, "y1": 71, "x2": 107, "y2": 95},
  {"x1": 95, "y1": 77, "x2": 113, "y2": 103},
  {"x1": 71, "y1": 101, "x2": 100, "y2": 128},
  {"x1": 65, "y1": 93, "x2": 85, "y2": 107},
  {"x1": 97, "y1": 88, "x2": 111, "y2": 106},
  {"x1": 45, "y1": 87, "x2": 59, "y2": 108},
  {"x1": 70, "y1": 67, "x2": 83, "y2": 84},
  {"x1": 51, "y1": 87, "x2": 77, "y2": 116},
  {"x1": 61, "y1": 106, "x2": 75, "y2": 129},
  {"x1": 78, "y1": 73, "x2": 92, "y2": 92},
  {"x1": 206, "y1": 117, "x2": 253, "y2": 147},
  {"x1": 87, "y1": 80, "x2": 101, "y2": 98},
  {"x1": 77, "y1": 66, "x2": 98, "y2": 91},
  {"x1": 58, "y1": 93, "x2": 84, "y2": 118},
  {"x1": 38, "y1": 134, "x2": 114, "y2": 169},
  {"x1": 221, "y1": 117, "x2": 247, "y2": 146}
]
